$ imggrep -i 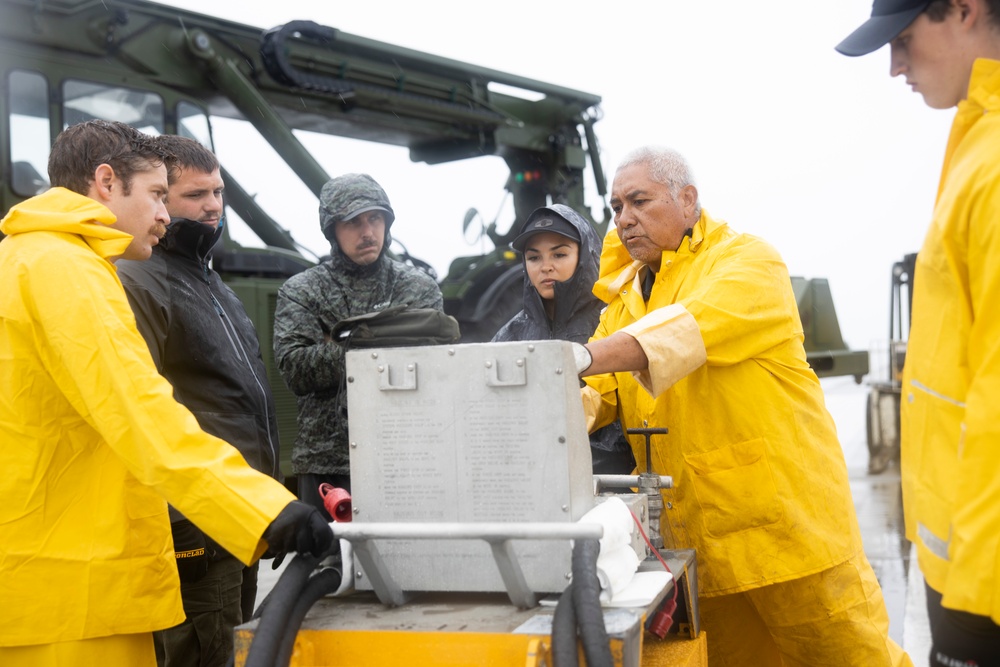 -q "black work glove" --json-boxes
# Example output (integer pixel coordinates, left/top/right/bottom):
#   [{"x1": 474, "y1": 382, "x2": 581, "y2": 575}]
[
  {"x1": 172, "y1": 518, "x2": 209, "y2": 584},
  {"x1": 262, "y1": 500, "x2": 333, "y2": 569}
]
